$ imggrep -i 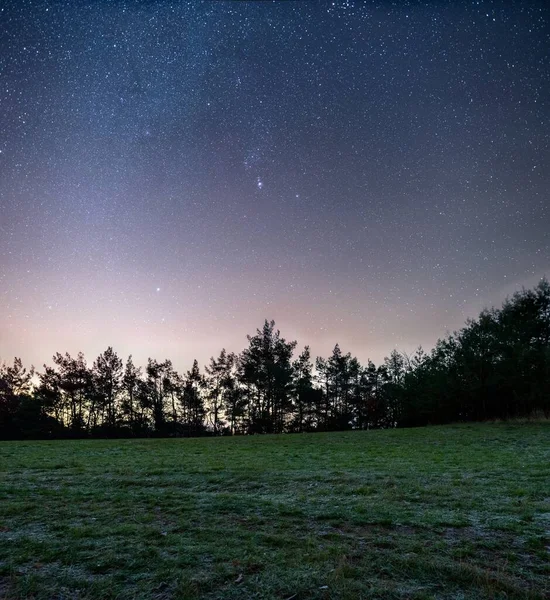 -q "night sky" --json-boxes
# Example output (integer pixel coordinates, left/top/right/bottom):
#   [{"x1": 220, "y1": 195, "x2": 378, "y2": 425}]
[{"x1": 1, "y1": 1, "x2": 549, "y2": 373}]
